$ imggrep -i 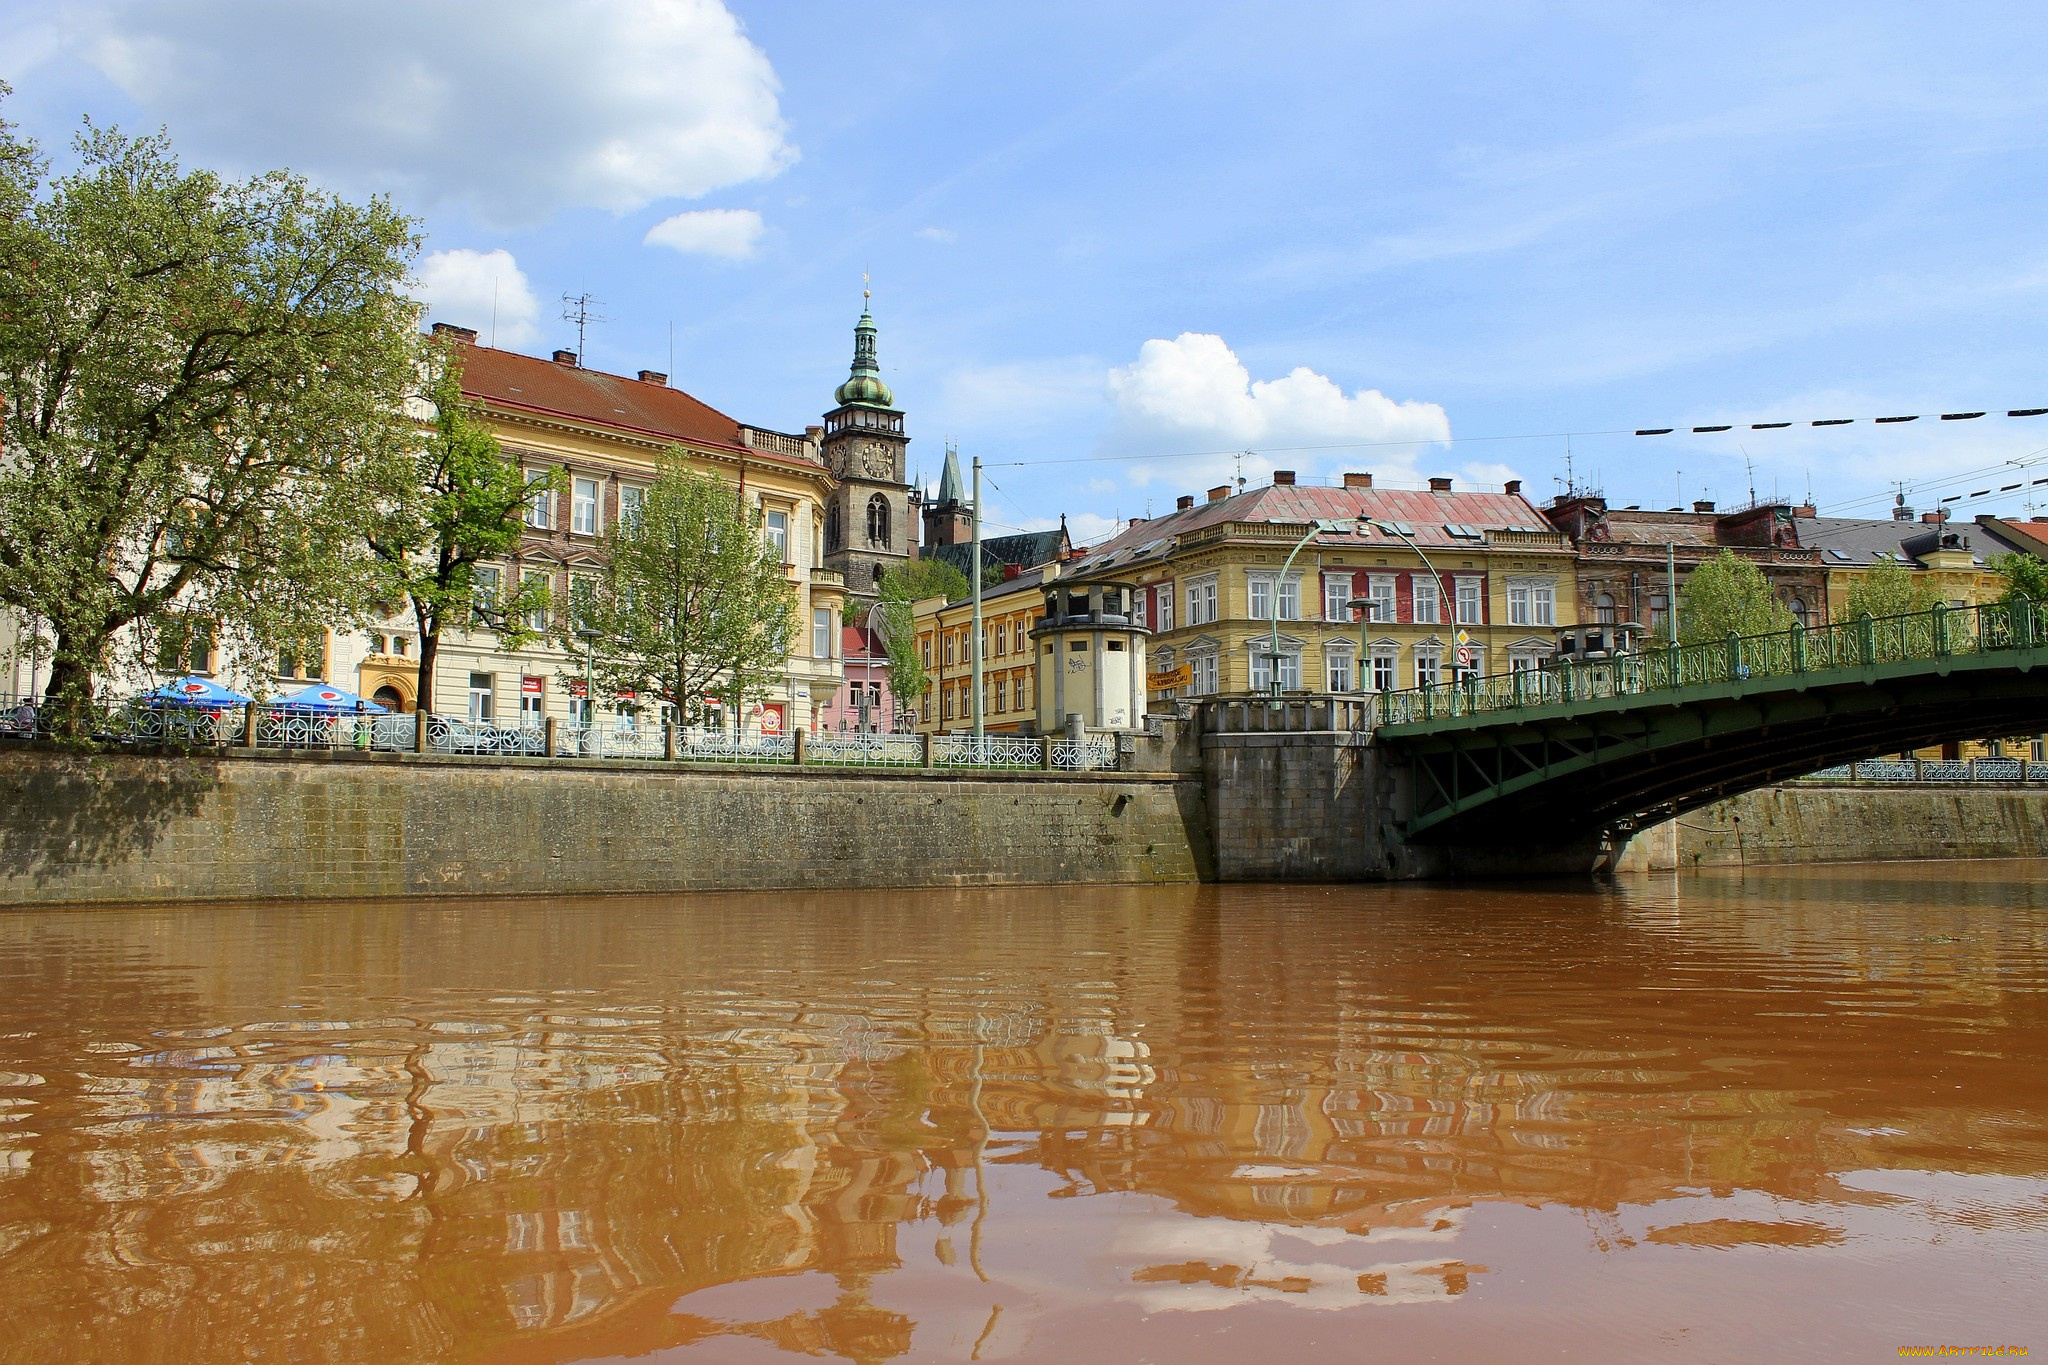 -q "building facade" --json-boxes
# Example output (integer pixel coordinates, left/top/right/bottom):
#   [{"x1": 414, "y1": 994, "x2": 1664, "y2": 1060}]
[
  {"x1": 335, "y1": 327, "x2": 846, "y2": 735},
  {"x1": 1060, "y1": 472, "x2": 1576, "y2": 700},
  {"x1": 1545, "y1": 494, "x2": 1828, "y2": 638},
  {"x1": 909, "y1": 563, "x2": 1062, "y2": 733}
]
